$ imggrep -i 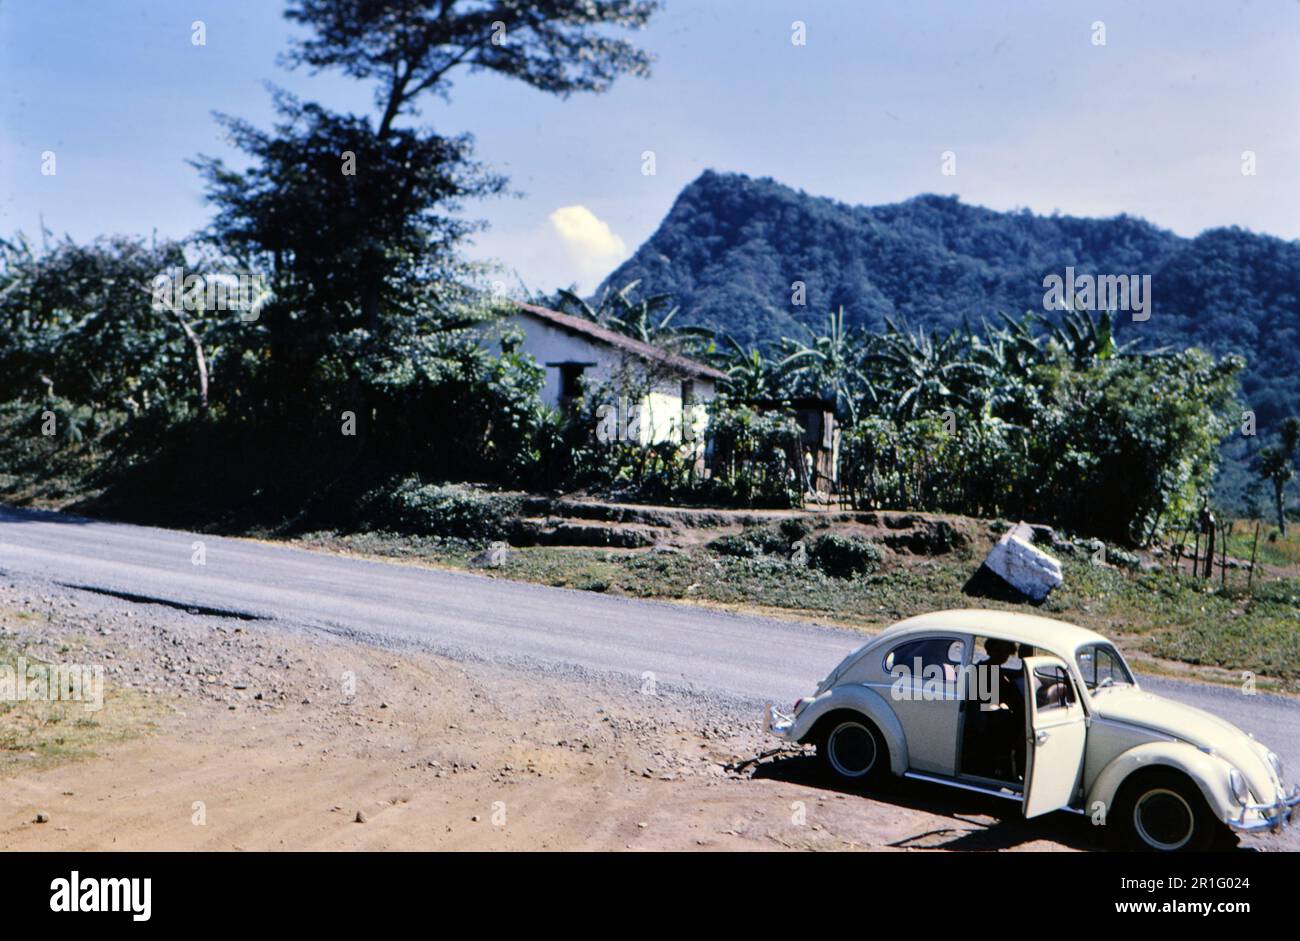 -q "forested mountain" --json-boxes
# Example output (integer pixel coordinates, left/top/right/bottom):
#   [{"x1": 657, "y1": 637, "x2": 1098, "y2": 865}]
[{"x1": 600, "y1": 171, "x2": 1300, "y2": 429}]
